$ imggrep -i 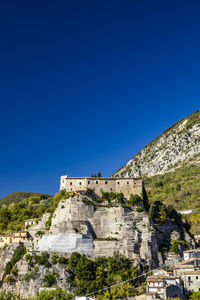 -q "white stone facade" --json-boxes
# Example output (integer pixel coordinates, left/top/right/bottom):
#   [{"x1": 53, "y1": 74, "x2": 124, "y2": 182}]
[
  {"x1": 60, "y1": 176, "x2": 142, "y2": 199},
  {"x1": 36, "y1": 233, "x2": 94, "y2": 255},
  {"x1": 183, "y1": 248, "x2": 200, "y2": 260},
  {"x1": 183, "y1": 270, "x2": 200, "y2": 292}
]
